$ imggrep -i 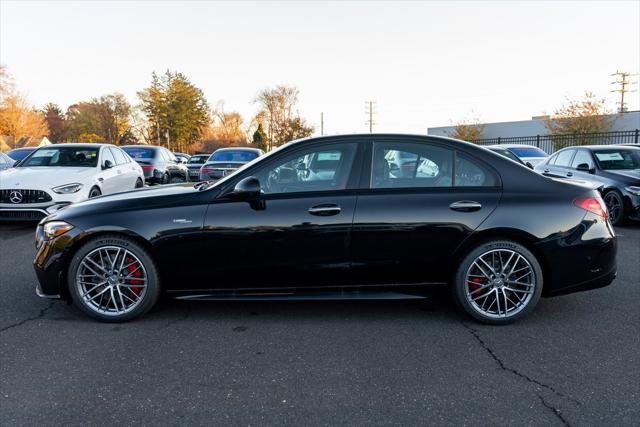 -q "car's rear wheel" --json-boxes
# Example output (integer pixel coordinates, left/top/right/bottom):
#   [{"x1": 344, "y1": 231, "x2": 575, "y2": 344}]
[
  {"x1": 453, "y1": 240, "x2": 543, "y2": 324},
  {"x1": 161, "y1": 172, "x2": 169, "y2": 185},
  {"x1": 88, "y1": 187, "x2": 101, "y2": 198},
  {"x1": 67, "y1": 235, "x2": 160, "y2": 322},
  {"x1": 135, "y1": 178, "x2": 144, "y2": 188},
  {"x1": 603, "y1": 190, "x2": 624, "y2": 225}
]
